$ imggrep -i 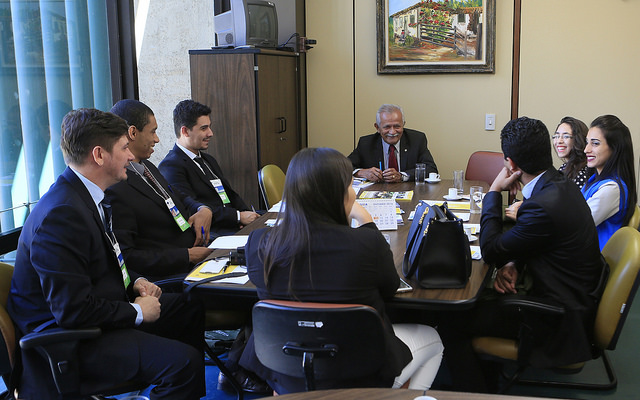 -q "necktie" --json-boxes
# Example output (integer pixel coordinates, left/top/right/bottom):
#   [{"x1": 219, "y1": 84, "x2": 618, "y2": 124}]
[
  {"x1": 101, "y1": 202, "x2": 114, "y2": 240},
  {"x1": 388, "y1": 145, "x2": 399, "y2": 171},
  {"x1": 142, "y1": 164, "x2": 167, "y2": 199},
  {"x1": 194, "y1": 156, "x2": 216, "y2": 180}
]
